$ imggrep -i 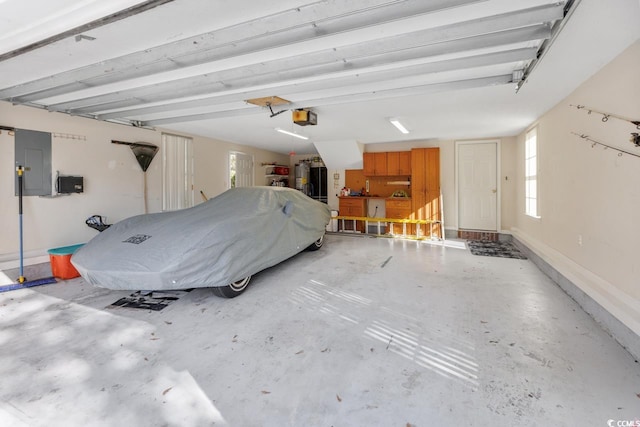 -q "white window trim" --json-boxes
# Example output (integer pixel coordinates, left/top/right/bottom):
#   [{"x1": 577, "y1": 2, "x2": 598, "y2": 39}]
[
  {"x1": 162, "y1": 133, "x2": 194, "y2": 211},
  {"x1": 525, "y1": 126, "x2": 540, "y2": 219}
]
